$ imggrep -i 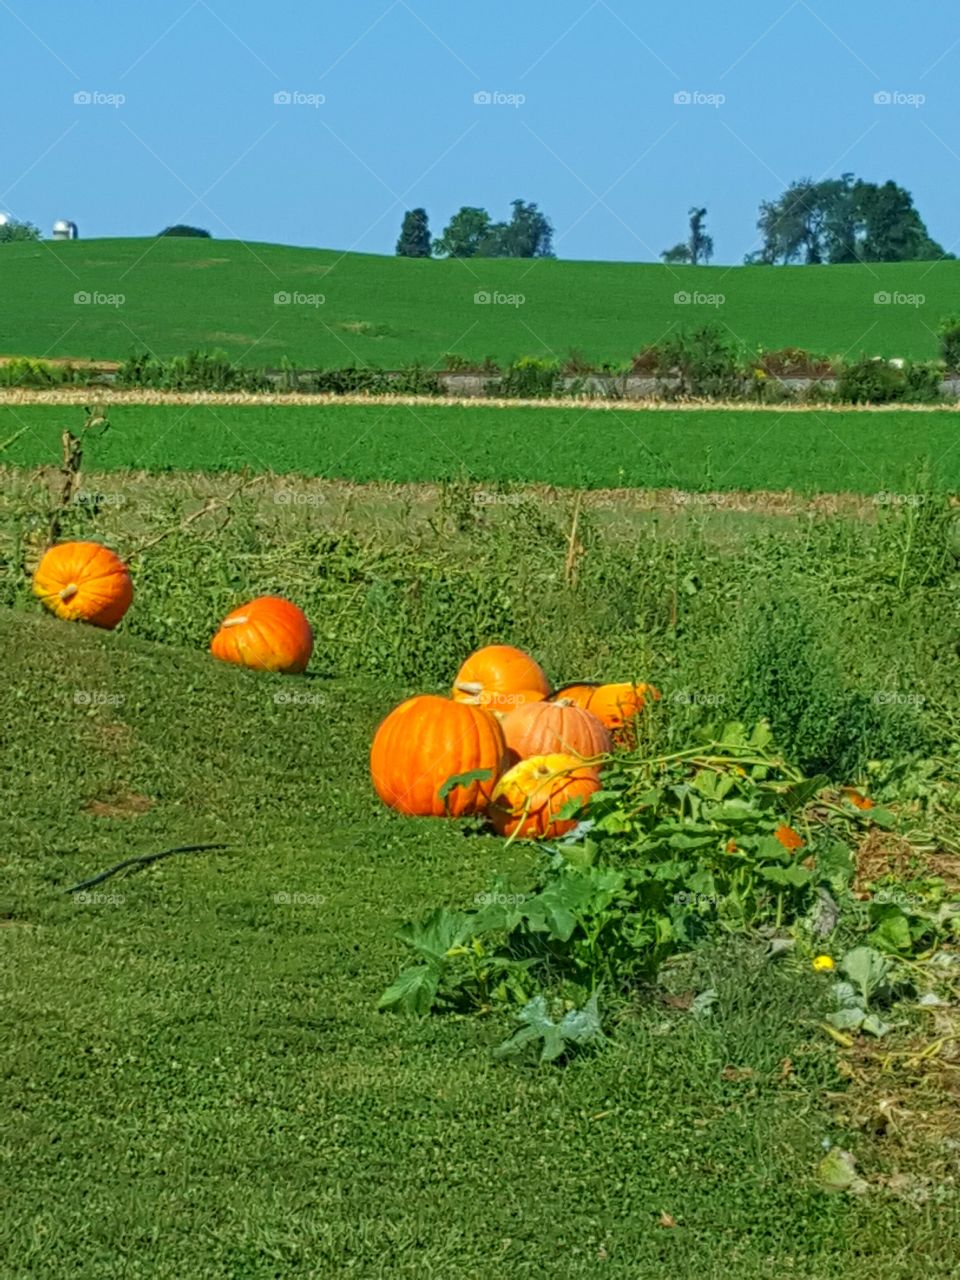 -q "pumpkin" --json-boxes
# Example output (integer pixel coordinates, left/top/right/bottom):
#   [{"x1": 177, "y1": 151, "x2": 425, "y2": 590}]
[
  {"x1": 550, "y1": 681, "x2": 660, "y2": 729},
  {"x1": 32, "y1": 541, "x2": 133, "y2": 629},
  {"x1": 500, "y1": 698, "x2": 611, "y2": 765},
  {"x1": 370, "y1": 694, "x2": 507, "y2": 817},
  {"x1": 210, "y1": 596, "x2": 313, "y2": 674},
  {"x1": 452, "y1": 644, "x2": 550, "y2": 704},
  {"x1": 458, "y1": 687, "x2": 547, "y2": 718},
  {"x1": 490, "y1": 753, "x2": 601, "y2": 839}
]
